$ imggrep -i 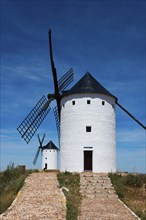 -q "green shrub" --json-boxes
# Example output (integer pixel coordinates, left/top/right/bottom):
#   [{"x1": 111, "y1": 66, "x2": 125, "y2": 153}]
[
  {"x1": 139, "y1": 174, "x2": 146, "y2": 184},
  {"x1": 67, "y1": 201, "x2": 78, "y2": 220},
  {"x1": 135, "y1": 210, "x2": 146, "y2": 220},
  {"x1": 108, "y1": 173, "x2": 124, "y2": 199},
  {"x1": 109, "y1": 173, "x2": 146, "y2": 220},
  {"x1": 124, "y1": 174, "x2": 143, "y2": 188},
  {"x1": 57, "y1": 172, "x2": 81, "y2": 220},
  {"x1": 0, "y1": 163, "x2": 30, "y2": 214}
]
